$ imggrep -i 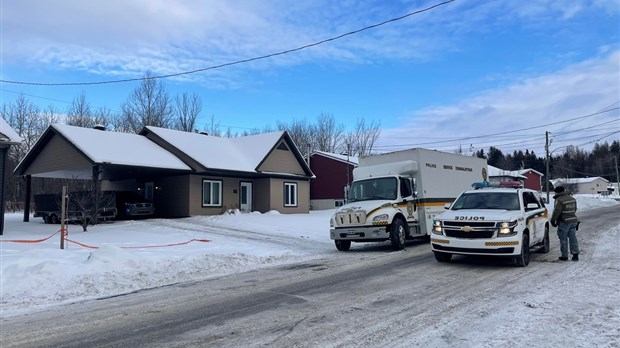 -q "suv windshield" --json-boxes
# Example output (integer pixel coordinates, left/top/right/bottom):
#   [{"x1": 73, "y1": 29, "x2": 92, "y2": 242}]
[
  {"x1": 451, "y1": 192, "x2": 520, "y2": 210},
  {"x1": 348, "y1": 177, "x2": 397, "y2": 202}
]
